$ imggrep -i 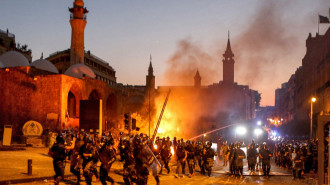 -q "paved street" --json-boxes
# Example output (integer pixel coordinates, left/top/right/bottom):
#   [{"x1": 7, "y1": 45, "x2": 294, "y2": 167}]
[{"x1": 0, "y1": 147, "x2": 318, "y2": 185}]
